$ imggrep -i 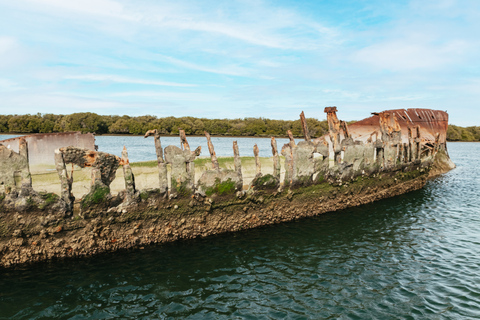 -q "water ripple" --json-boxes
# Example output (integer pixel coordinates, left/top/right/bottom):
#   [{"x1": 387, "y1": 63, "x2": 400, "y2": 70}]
[{"x1": 1, "y1": 143, "x2": 480, "y2": 319}]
